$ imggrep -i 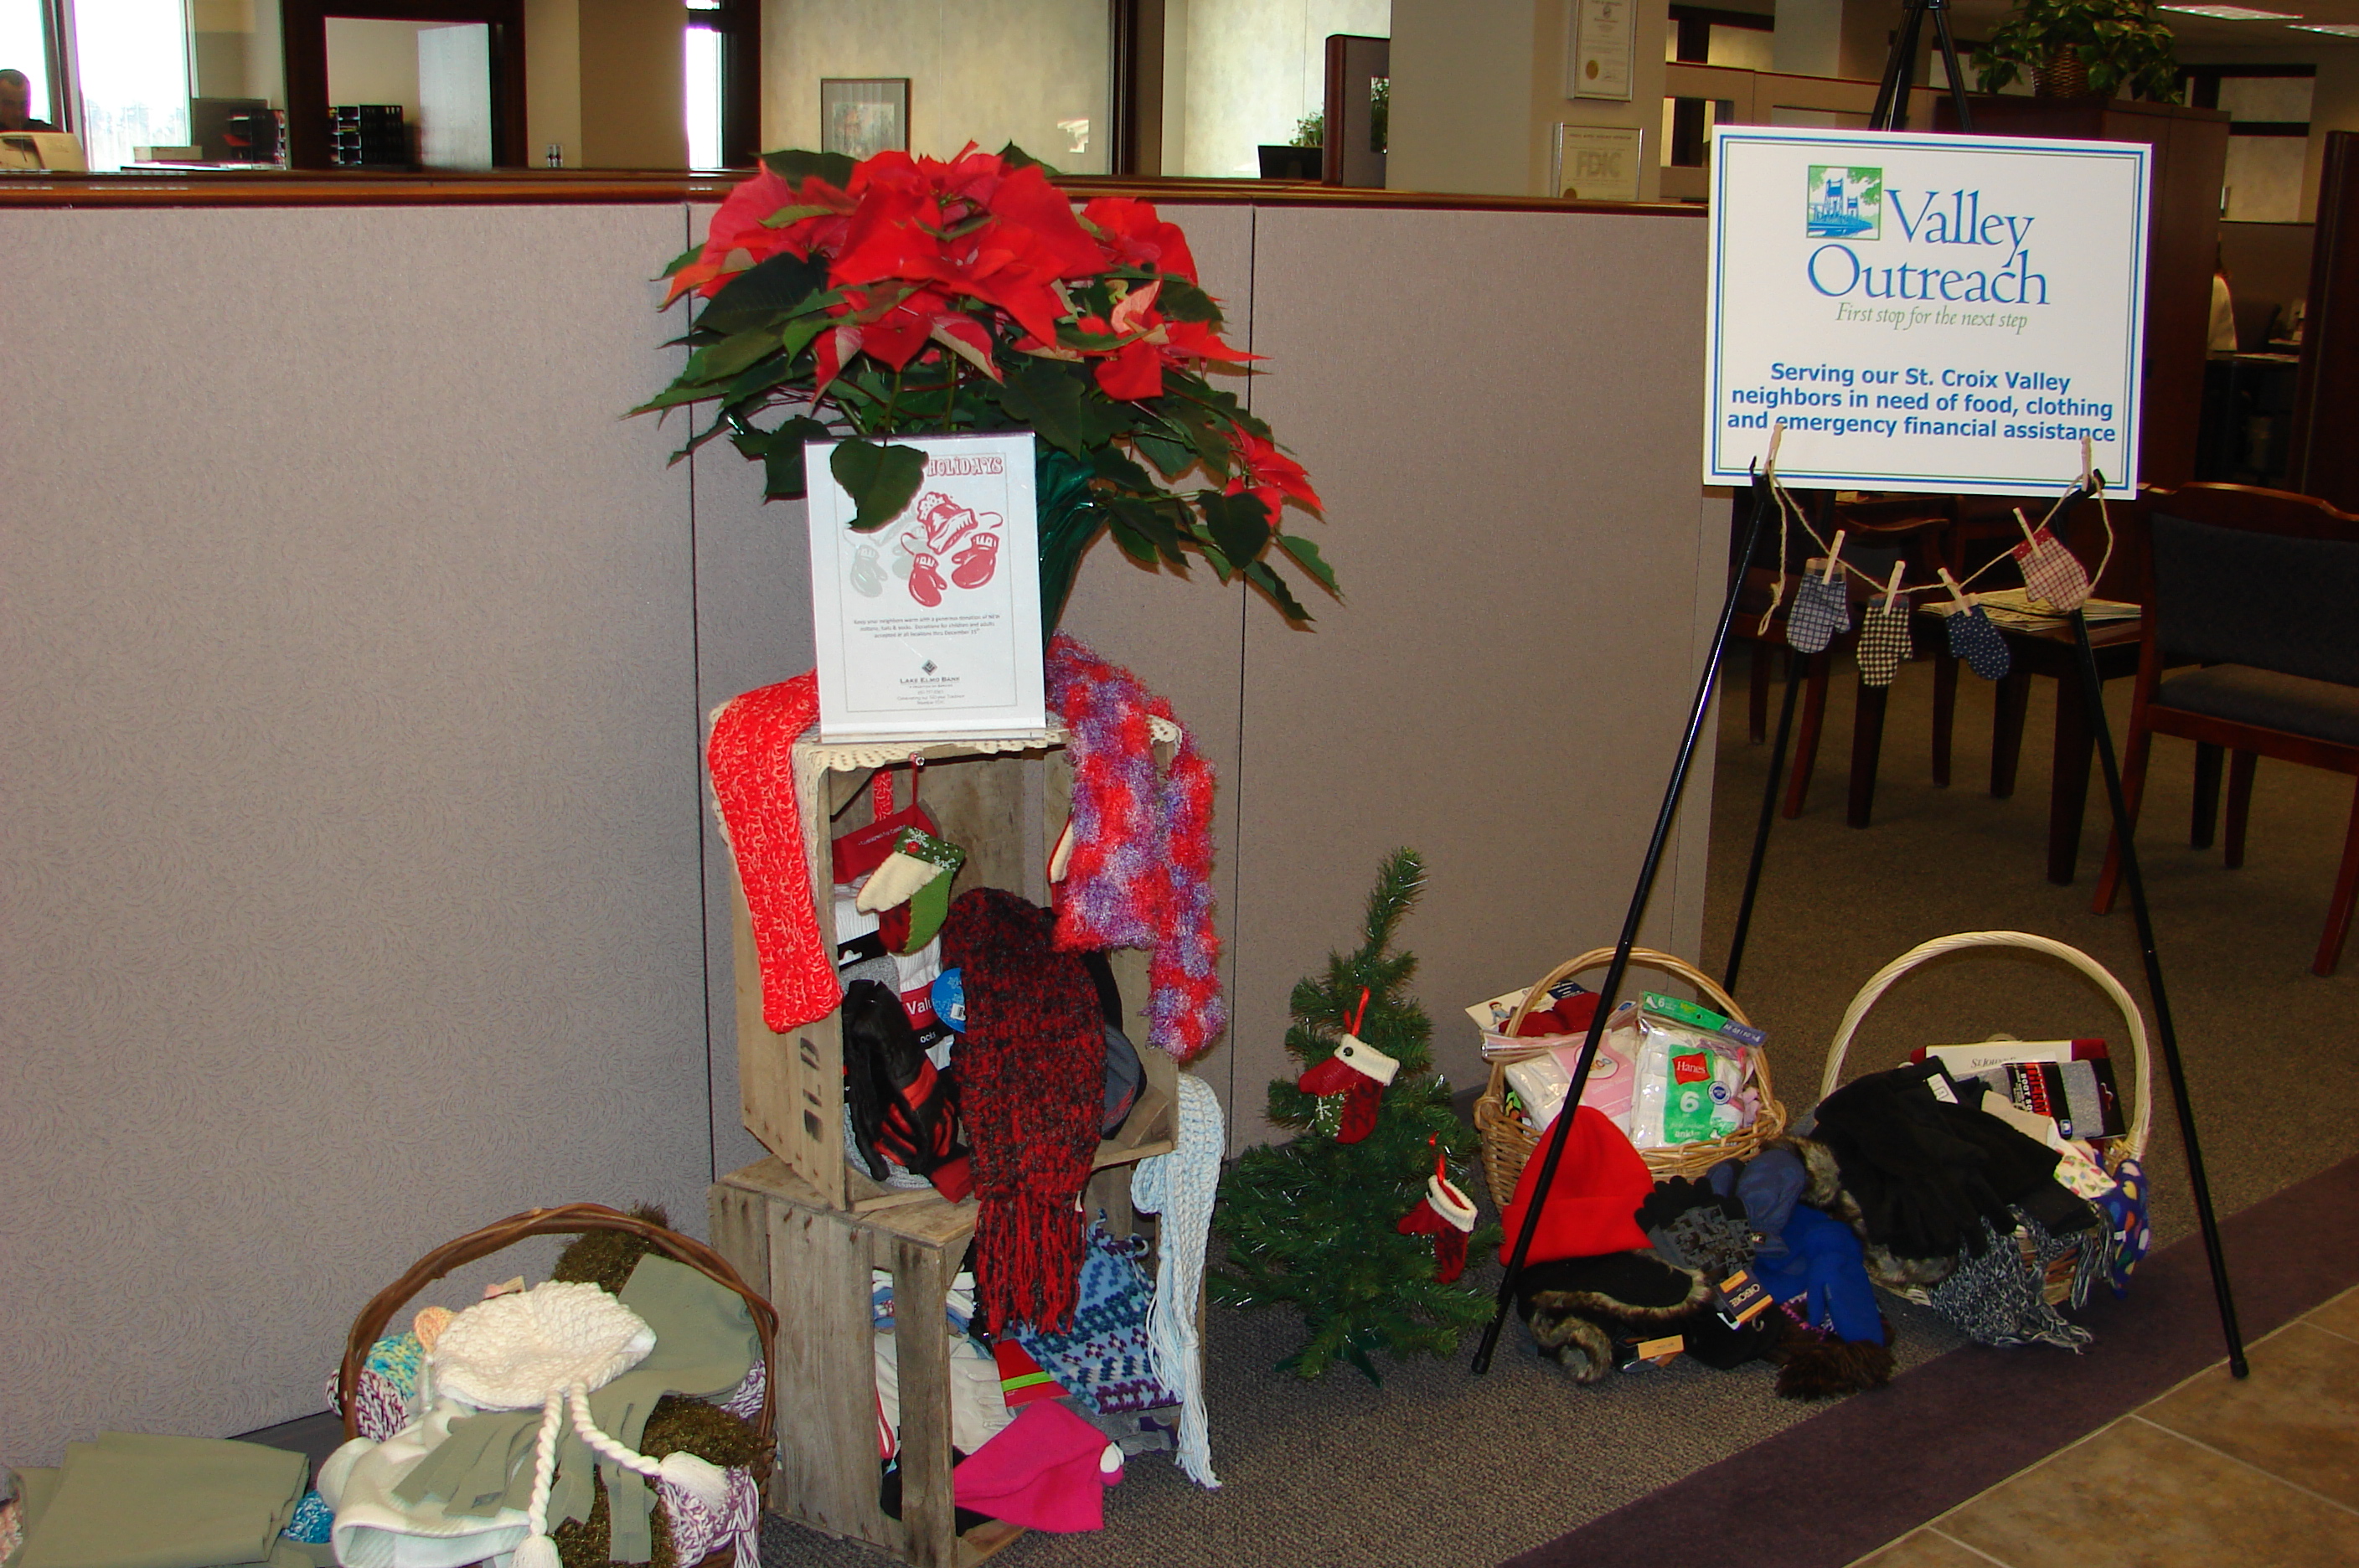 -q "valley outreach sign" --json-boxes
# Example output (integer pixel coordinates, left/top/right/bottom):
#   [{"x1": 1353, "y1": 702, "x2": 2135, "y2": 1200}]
[{"x1": 1706, "y1": 125, "x2": 2150, "y2": 494}]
